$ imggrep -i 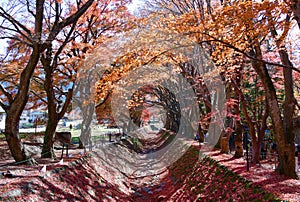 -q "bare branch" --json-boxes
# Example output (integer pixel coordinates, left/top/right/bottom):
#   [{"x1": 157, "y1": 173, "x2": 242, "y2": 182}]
[
  {"x1": 26, "y1": 0, "x2": 35, "y2": 17},
  {"x1": 0, "y1": 101, "x2": 8, "y2": 112},
  {"x1": 0, "y1": 72, "x2": 18, "y2": 82},
  {"x1": 32, "y1": 76, "x2": 45, "y2": 86},
  {"x1": 0, "y1": 35, "x2": 33, "y2": 47},
  {"x1": 42, "y1": 0, "x2": 94, "y2": 50},
  {"x1": 53, "y1": 20, "x2": 77, "y2": 68},
  {"x1": 0, "y1": 84, "x2": 13, "y2": 104},
  {"x1": 0, "y1": 6, "x2": 32, "y2": 39},
  {"x1": 30, "y1": 89, "x2": 47, "y2": 105}
]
